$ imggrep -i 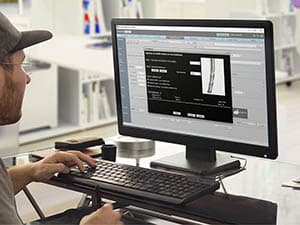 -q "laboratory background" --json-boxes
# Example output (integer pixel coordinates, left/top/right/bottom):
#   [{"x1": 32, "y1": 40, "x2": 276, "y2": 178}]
[{"x1": 1, "y1": 0, "x2": 300, "y2": 223}]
